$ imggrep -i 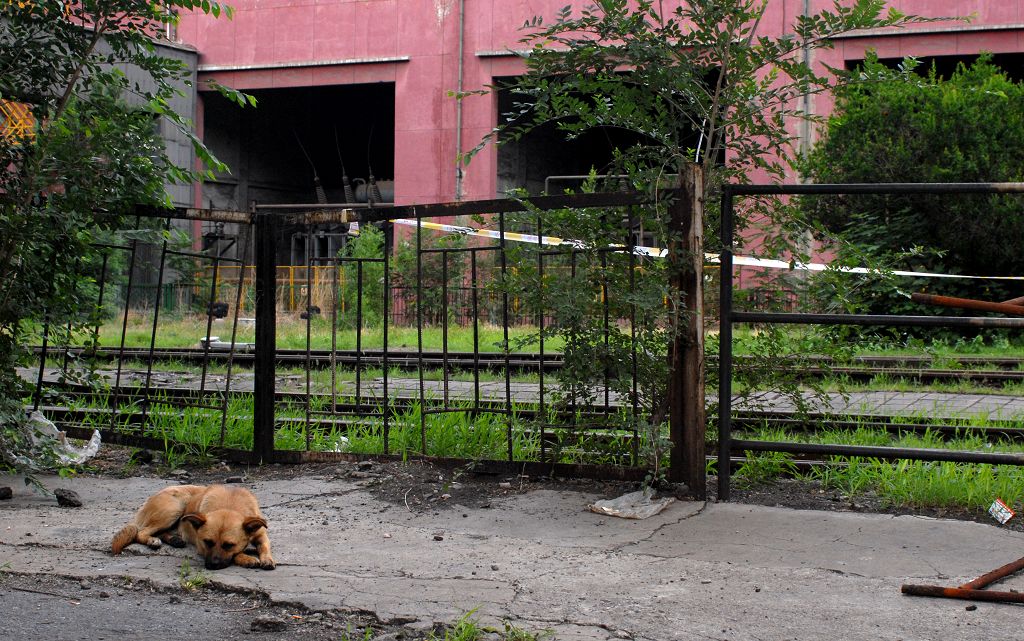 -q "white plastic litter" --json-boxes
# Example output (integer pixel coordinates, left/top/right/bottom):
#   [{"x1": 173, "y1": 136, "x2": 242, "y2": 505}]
[
  {"x1": 588, "y1": 488, "x2": 675, "y2": 520},
  {"x1": 29, "y1": 411, "x2": 101, "y2": 465},
  {"x1": 989, "y1": 498, "x2": 1015, "y2": 525},
  {"x1": 331, "y1": 435, "x2": 351, "y2": 453}
]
